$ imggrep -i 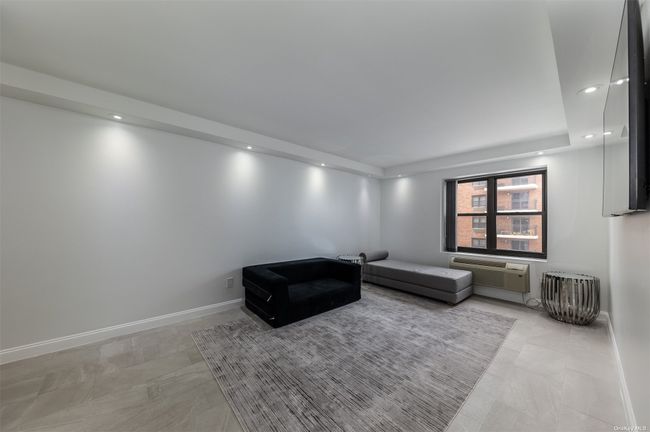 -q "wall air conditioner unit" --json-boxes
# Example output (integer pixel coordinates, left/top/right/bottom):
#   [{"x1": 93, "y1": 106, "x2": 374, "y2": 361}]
[{"x1": 449, "y1": 257, "x2": 530, "y2": 293}]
